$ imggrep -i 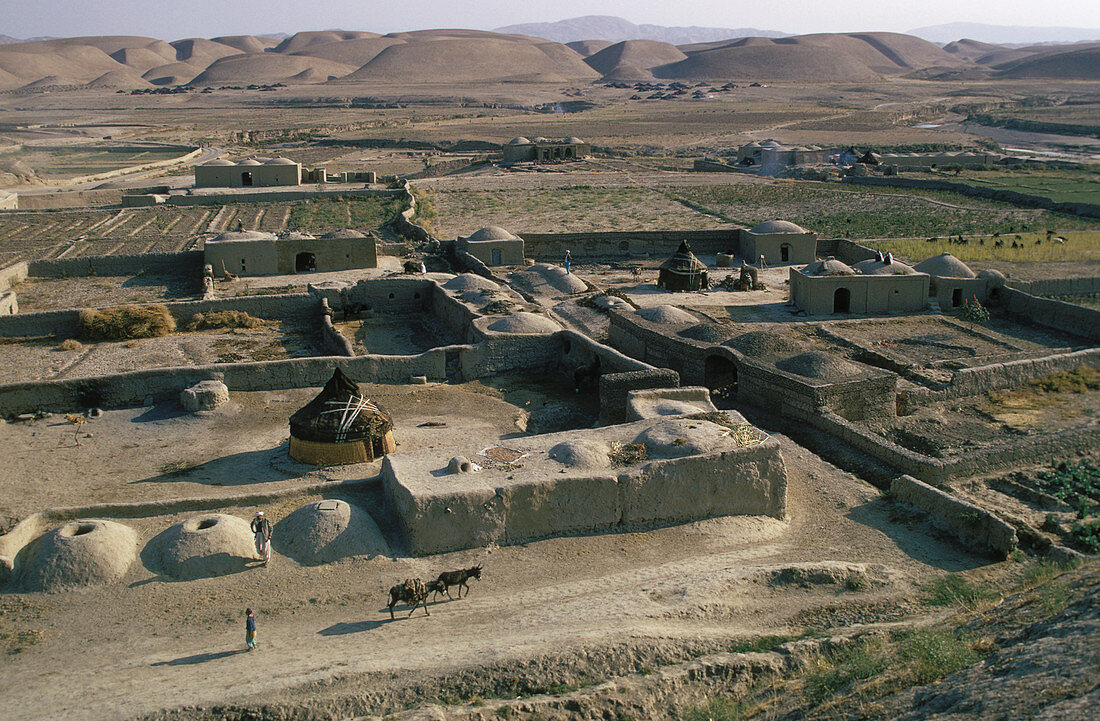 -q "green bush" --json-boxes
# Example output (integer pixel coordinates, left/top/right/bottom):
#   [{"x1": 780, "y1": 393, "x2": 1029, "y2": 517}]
[
  {"x1": 899, "y1": 629, "x2": 980, "y2": 684},
  {"x1": 1069, "y1": 522, "x2": 1100, "y2": 554}
]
